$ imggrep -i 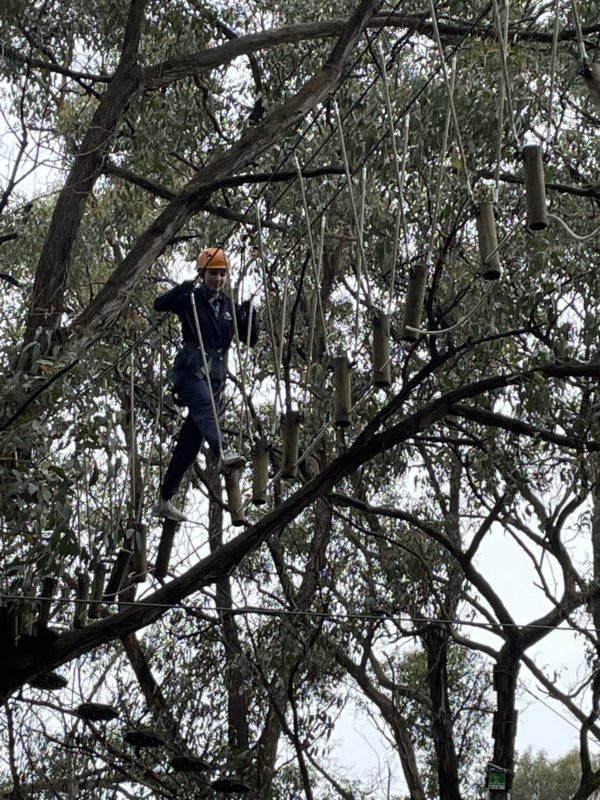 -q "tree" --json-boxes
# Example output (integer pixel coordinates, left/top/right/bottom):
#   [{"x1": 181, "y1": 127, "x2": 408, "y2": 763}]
[
  {"x1": 2, "y1": 0, "x2": 600, "y2": 797},
  {"x1": 512, "y1": 749, "x2": 600, "y2": 800}
]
